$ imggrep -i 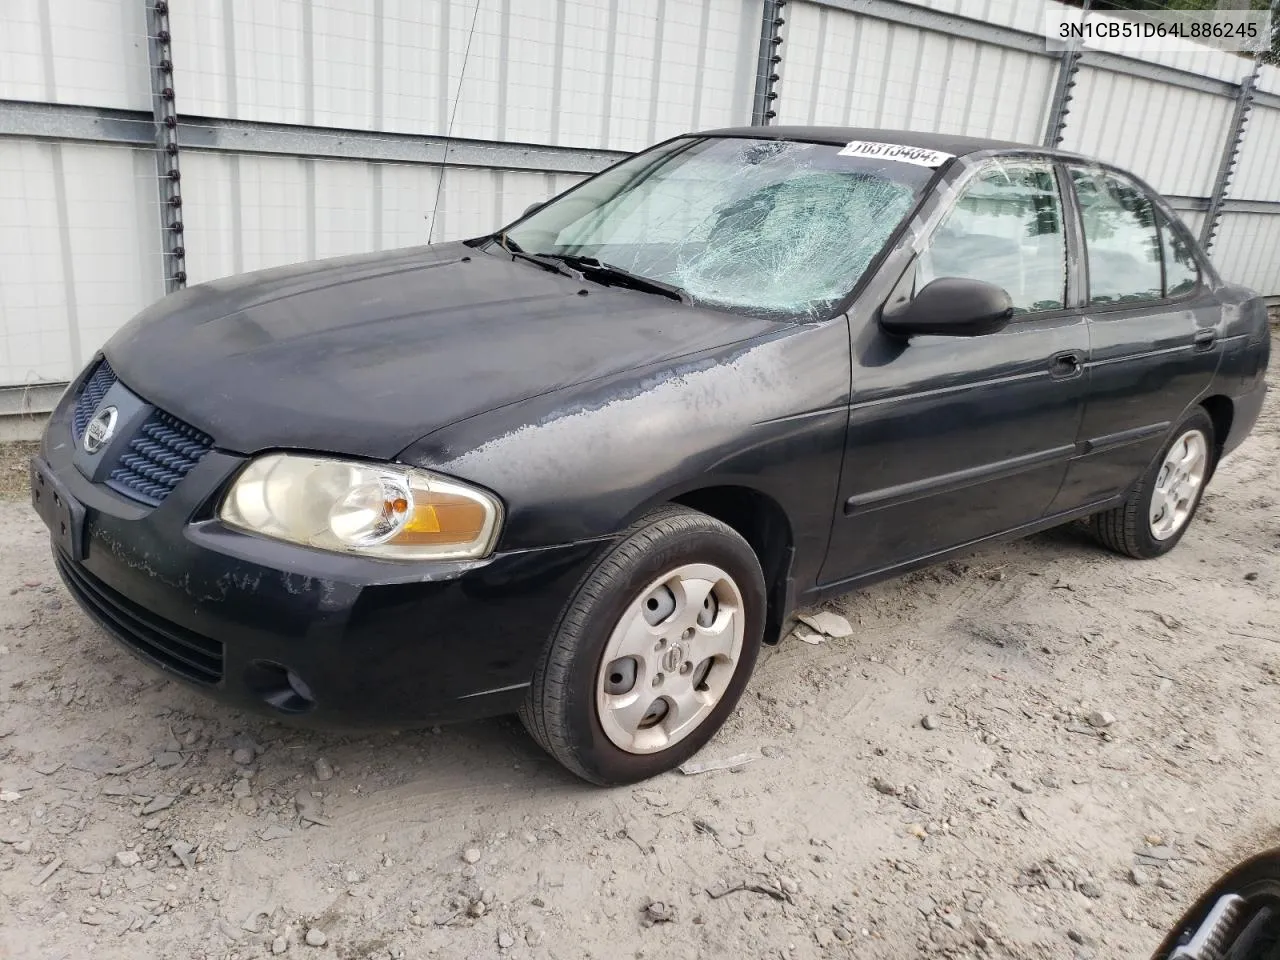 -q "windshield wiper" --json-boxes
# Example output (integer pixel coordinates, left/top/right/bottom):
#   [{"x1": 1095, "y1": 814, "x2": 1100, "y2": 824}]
[
  {"x1": 541, "y1": 255, "x2": 687, "y2": 303},
  {"x1": 492, "y1": 233, "x2": 584, "y2": 282}
]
